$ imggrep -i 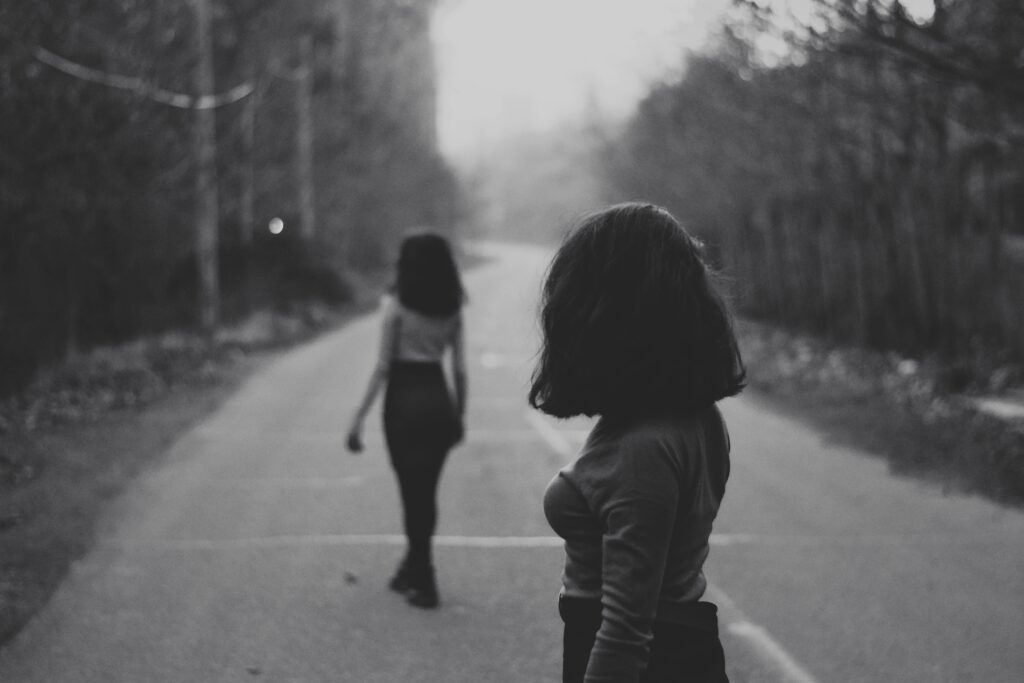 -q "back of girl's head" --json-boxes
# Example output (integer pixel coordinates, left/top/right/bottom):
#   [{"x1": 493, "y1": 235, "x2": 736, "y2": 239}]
[
  {"x1": 396, "y1": 230, "x2": 464, "y2": 317},
  {"x1": 529, "y1": 202, "x2": 746, "y2": 419}
]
